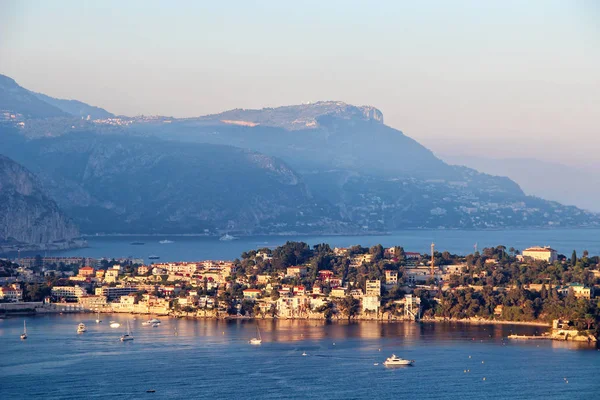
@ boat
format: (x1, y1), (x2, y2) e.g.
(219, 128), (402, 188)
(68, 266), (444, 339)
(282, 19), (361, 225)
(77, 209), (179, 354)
(96, 311), (102, 323)
(151, 322), (160, 328)
(219, 234), (238, 241)
(110, 321), (121, 328)
(148, 318), (161, 324)
(383, 354), (414, 367)
(159, 239), (174, 244)
(20, 320), (27, 340)
(77, 323), (87, 334)
(249, 324), (262, 345)
(302, 351), (307, 356)
(148, 255), (160, 260)
(120, 320), (134, 342)
(142, 321), (151, 326)
(130, 241), (145, 245)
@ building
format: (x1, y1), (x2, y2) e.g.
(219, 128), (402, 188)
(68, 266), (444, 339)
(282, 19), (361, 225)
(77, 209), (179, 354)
(78, 295), (108, 309)
(330, 287), (347, 298)
(362, 296), (380, 313)
(243, 289), (262, 300)
(104, 269), (119, 283)
(0, 284), (23, 302)
(137, 265), (150, 275)
(51, 285), (87, 301)
(78, 266), (95, 277)
(94, 286), (138, 300)
(569, 283), (592, 299)
(385, 270), (398, 285)
(365, 280), (381, 296)
(405, 252), (421, 260)
(286, 266), (307, 278)
(522, 246), (558, 263)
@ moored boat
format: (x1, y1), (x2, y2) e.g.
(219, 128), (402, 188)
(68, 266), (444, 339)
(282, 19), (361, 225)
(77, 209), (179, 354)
(20, 320), (27, 340)
(120, 320), (134, 342)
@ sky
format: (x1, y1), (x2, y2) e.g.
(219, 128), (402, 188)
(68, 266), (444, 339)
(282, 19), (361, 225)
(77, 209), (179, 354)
(0, 0), (598, 163)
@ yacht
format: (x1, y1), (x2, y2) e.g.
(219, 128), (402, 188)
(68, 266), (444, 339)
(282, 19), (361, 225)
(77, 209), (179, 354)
(159, 239), (174, 244)
(120, 320), (134, 342)
(95, 311), (102, 323)
(149, 318), (161, 324)
(249, 325), (262, 345)
(20, 320), (27, 340)
(77, 323), (87, 334)
(219, 234), (238, 241)
(109, 321), (121, 328)
(383, 354), (414, 367)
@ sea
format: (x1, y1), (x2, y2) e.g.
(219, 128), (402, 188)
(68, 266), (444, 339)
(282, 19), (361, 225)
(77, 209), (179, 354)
(0, 315), (598, 399)
(27, 228), (600, 263)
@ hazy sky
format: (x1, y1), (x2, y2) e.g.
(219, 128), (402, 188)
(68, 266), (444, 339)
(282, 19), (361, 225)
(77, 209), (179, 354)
(1, 0), (598, 163)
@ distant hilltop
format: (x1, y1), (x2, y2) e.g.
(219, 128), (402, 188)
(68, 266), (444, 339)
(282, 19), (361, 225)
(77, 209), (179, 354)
(194, 101), (384, 130)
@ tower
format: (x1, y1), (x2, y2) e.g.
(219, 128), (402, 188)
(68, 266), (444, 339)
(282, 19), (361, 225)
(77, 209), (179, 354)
(430, 242), (435, 278)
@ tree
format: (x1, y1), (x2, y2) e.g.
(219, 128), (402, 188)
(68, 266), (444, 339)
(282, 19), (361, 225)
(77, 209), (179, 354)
(571, 250), (577, 267)
(337, 296), (360, 320)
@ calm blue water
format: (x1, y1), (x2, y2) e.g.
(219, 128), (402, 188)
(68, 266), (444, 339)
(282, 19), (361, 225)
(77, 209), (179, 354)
(33, 228), (600, 262)
(0, 315), (597, 399)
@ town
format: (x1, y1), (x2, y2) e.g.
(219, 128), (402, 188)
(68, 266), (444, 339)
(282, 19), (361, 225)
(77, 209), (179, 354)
(1, 242), (599, 341)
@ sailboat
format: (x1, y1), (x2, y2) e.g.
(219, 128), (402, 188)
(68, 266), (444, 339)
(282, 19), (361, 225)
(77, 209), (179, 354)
(96, 311), (102, 323)
(249, 324), (262, 345)
(20, 320), (27, 340)
(120, 320), (134, 342)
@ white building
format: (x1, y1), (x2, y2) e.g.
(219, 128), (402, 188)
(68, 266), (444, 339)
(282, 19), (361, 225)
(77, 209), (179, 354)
(51, 285), (87, 301)
(522, 246), (558, 263)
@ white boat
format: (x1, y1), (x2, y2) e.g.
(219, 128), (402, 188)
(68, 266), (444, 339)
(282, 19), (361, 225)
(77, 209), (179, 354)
(151, 322), (160, 328)
(110, 321), (121, 329)
(159, 239), (174, 244)
(302, 351), (307, 356)
(120, 320), (134, 342)
(148, 318), (161, 324)
(142, 321), (151, 326)
(219, 234), (238, 241)
(249, 324), (262, 345)
(383, 354), (414, 366)
(96, 311), (102, 323)
(20, 320), (27, 340)
(77, 323), (87, 334)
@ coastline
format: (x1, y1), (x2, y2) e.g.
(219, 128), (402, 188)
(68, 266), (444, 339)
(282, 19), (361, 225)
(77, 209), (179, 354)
(421, 317), (551, 328)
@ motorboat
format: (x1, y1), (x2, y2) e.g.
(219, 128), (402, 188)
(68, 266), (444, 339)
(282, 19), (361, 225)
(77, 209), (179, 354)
(159, 239), (174, 244)
(151, 322), (160, 328)
(77, 323), (87, 334)
(148, 318), (161, 324)
(20, 320), (27, 340)
(120, 320), (134, 342)
(383, 354), (414, 366)
(302, 352), (307, 356)
(110, 321), (121, 328)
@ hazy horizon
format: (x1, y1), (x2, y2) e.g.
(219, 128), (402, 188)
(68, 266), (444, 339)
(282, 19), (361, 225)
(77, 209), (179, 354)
(1, 0), (598, 163)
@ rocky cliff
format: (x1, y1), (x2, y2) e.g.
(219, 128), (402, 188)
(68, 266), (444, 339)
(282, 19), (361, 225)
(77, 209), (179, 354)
(0, 154), (79, 245)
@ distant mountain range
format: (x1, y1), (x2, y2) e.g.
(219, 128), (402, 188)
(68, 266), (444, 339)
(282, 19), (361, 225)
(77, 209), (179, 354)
(442, 155), (600, 213)
(0, 73), (598, 241)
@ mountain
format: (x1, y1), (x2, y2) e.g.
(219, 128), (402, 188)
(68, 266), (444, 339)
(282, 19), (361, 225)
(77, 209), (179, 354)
(31, 91), (114, 119)
(0, 74), (67, 118)
(0, 126), (344, 235)
(0, 154), (79, 249)
(1, 73), (597, 232)
(0, 73), (112, 120)
(441, 155), (600, 213)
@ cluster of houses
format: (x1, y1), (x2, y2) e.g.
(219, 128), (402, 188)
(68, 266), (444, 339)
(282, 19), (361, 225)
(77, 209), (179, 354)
(1, 245), (597, 320)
